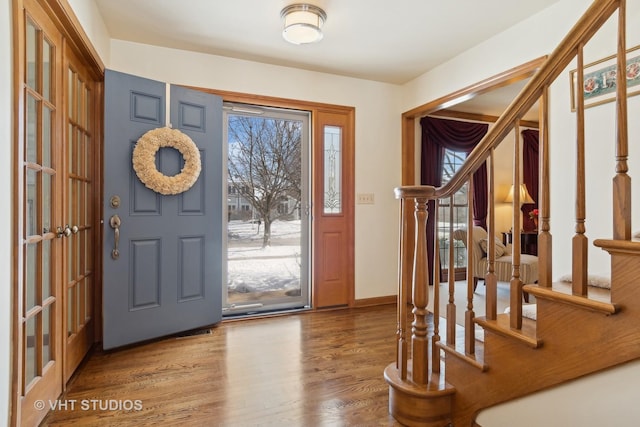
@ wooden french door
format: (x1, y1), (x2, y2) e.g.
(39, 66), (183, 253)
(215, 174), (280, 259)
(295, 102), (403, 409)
(15, 2), (64, 426)
(14, 0), (100, 425)
(62, 43), (97, 382)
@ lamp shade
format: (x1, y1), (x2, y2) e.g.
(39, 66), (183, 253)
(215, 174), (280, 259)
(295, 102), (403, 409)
(281, 4), (327, 45)
(504, 184), (534, 204)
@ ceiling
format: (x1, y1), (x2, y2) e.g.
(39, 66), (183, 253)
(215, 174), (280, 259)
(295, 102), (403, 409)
(93, 0), (559, 85)
(92, 0), (556, 119)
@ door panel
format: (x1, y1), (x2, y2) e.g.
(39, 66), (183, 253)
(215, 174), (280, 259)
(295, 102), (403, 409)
(103, 70), (222, 350)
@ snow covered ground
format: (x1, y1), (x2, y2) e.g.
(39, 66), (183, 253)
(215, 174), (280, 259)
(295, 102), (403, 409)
(227, 220), (302, 294)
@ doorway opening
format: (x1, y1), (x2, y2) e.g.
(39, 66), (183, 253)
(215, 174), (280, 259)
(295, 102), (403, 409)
(222, 103), (311, 316)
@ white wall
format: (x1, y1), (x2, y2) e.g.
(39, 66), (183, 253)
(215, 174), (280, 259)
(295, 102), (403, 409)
(107, 40), (403, 301)
(0, 0), (12, 424)
(66, 0), (111, 64)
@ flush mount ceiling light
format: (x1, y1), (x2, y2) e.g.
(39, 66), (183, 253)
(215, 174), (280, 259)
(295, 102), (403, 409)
(281, 3), (327, 45)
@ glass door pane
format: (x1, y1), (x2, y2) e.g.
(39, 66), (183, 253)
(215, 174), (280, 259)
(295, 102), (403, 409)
(223, 104), (310, 316)
(323, 126), (342, 214)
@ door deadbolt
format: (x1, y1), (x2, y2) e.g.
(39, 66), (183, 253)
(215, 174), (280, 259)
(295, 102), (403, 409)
(110, 195), (121, 209)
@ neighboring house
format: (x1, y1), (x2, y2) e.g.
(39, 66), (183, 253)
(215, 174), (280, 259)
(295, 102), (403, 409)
(227, 184), (254, 220)
(227, 183), (300, 221)
(1, 0), (639, 425)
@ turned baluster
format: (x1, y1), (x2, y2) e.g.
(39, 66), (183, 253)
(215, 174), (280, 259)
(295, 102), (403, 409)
(510, 122), (523, 329)
(465, 178), (476, 354)
(485, 149), (498, 320)
(573, 44), (589, 296)
(396, 197), (408, 380)
(538, 85), (553, 288)
(614, 0), (631, 241)
(432, 200), (441, 374)
(446, 194), (457, 346)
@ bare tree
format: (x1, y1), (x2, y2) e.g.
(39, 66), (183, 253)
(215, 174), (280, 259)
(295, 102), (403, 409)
(228, 115), (302, 247)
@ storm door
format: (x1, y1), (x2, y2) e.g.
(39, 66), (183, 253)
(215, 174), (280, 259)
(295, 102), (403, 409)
(223, 104), (311, 315)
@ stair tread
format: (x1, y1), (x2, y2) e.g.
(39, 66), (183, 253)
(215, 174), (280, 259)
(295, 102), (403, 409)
(524, 282), (619, 315)
(594, 238), (640, 253)
(549, 280), (611, 302)
(432, 315), (487, 370)
(475, 313), (540, 348)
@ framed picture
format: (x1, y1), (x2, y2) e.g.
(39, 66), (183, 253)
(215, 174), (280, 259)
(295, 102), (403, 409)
(570, 44), (640, 111)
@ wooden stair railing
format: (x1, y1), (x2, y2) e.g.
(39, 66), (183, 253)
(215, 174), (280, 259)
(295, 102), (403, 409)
(385, 0), (635, 426)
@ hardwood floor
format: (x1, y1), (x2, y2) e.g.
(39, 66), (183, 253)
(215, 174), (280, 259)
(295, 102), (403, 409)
(42, 305), (403, 426)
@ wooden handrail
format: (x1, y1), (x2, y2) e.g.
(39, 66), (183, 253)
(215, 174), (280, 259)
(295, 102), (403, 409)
(434, 0), (620, 200)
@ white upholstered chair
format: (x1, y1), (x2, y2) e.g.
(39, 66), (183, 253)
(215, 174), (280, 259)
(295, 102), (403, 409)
(452, 226), (538, 301)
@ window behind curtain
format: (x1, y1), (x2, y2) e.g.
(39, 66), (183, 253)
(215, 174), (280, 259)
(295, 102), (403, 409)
(438, 149), (468, 279)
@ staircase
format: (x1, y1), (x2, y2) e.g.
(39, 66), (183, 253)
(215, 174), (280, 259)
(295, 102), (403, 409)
(384, 0), (640, 425)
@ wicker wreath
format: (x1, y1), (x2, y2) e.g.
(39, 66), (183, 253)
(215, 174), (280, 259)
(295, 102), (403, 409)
(132, 127), (201, 195)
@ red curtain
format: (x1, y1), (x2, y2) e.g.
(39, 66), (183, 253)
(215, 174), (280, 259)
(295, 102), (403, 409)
(522, 129), (539, 231)
(420, 117), (489, 285)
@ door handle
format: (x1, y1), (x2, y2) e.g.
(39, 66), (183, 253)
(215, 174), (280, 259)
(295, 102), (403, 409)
(56, 225), (72, 238)
(109, 214), (121, 260)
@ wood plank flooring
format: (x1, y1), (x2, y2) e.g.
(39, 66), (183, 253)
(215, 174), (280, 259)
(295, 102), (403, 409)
(42, 305), (403, 426)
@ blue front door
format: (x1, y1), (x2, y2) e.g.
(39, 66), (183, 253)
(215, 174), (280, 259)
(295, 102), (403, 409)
(103, 70), (222, 349)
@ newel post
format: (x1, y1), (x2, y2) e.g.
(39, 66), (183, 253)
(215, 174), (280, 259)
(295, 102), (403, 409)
(411, 195), (430, 384)
(385, 186), (454, 427)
